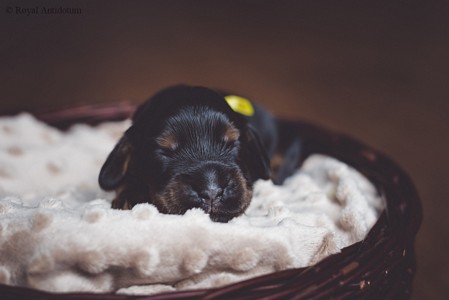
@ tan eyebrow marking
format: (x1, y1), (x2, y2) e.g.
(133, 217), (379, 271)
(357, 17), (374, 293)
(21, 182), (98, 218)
(156, 132), (178, 151)
(223, 124), (240, 143)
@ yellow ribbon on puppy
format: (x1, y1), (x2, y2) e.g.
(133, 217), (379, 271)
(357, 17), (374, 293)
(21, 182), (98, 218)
(224, 95), (254, 117)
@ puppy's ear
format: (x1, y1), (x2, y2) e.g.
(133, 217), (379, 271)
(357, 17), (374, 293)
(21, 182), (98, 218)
(98, 136), (133, 190)
(242, 125), (271, 181)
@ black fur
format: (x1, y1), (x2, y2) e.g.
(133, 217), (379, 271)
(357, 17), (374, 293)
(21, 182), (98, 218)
(99, 85), (300, 222)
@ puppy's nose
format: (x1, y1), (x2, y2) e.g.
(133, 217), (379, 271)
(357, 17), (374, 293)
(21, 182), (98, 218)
(198, 187), (224, 204)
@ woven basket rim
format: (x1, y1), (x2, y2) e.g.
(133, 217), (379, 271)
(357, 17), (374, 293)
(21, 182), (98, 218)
(0, 103), (422, 300)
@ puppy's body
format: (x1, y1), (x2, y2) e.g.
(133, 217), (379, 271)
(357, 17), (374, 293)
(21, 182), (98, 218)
(99, 85), (300, 222)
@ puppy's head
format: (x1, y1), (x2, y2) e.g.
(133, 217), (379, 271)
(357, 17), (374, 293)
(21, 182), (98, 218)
(99, 85), (270, 222)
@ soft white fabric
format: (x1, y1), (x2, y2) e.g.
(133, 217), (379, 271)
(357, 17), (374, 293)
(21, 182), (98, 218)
(0, 114), (383, 294)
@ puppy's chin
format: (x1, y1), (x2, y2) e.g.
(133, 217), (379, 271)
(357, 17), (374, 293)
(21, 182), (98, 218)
(209, 209), (249, 223)
(150, 173), (253, 223)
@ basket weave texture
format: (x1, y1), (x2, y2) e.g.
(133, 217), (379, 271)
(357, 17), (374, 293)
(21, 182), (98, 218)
(0, 104), (422, 300)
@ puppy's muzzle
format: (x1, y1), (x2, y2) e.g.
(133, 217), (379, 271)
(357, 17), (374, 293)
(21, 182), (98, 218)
(181, 162), (233, 212)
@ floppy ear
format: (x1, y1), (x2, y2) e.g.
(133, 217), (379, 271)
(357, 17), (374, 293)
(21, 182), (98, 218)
(242, 125), (271, 181)
(98, 136), (133, 190)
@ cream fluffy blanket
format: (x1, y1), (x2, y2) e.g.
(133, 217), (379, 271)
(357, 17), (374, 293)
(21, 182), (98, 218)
(0, 114), (383, 295)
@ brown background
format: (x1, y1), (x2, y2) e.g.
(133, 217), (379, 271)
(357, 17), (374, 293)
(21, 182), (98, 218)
(1, 1), (448, 299)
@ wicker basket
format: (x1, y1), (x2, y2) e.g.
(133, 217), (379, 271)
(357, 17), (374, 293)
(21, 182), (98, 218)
(0, 103), (422, 300)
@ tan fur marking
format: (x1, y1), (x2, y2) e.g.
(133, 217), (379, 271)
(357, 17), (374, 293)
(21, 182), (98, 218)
(123, 200), (132, 210)
(270, 153), (283, 172)
(223, 125), (240, 143)
(112, 186), (127, 209)
(111, 198), (122, 209)
(112, 185), (135, 210)
(270, 153), (285, 183)
(122, 154), (131, 176)
(156, 133), (178, 151)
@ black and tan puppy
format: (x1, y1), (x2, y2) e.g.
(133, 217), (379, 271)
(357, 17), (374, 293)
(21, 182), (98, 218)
(99, 85), (300, 222)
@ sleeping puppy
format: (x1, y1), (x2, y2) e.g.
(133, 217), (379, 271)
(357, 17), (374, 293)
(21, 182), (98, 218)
(99, 85), (301, 222)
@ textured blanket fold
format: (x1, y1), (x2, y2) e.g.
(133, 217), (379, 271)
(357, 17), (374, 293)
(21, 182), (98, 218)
(0, 114), (382, 294)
